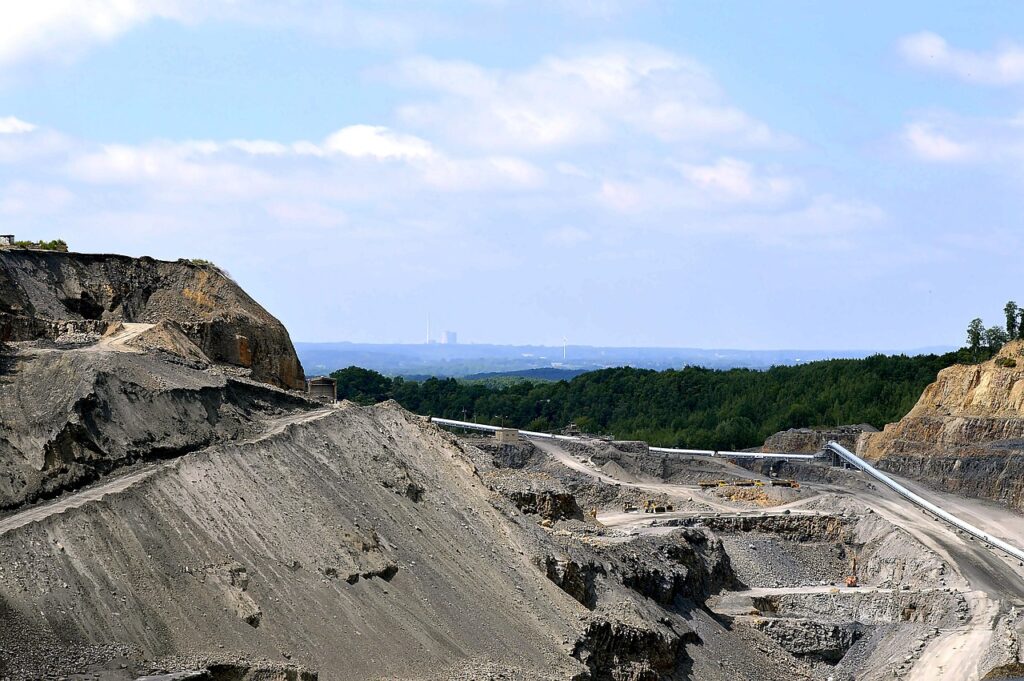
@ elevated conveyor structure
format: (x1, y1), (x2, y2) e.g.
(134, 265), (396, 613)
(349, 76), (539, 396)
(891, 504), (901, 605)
(429, 417), (1024, 566)
(428, 417), (816, 460)
(825, 441), (1024, 564)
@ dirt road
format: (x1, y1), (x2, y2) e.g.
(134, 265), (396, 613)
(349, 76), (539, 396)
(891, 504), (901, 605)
(532, 438), (780, 514)
(98, 322), (154, 351)
(0, 406), (334, 538)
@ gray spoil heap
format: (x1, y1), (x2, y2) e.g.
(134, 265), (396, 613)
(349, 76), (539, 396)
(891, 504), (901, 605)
(0, 249), (305, 390)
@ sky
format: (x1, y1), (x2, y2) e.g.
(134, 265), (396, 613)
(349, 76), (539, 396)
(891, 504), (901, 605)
(1, 1), (1022, 349)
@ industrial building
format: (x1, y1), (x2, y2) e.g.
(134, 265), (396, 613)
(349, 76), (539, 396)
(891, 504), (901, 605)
(306, 376), (337, 404)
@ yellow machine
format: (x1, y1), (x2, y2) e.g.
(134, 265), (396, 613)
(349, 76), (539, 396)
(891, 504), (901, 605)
(770, 479), (801, 489)
(642, 499), (674, 513)
(702, 478), (767, 488)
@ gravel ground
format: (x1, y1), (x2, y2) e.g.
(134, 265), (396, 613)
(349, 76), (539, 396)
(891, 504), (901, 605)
(720, 535), (849, 588)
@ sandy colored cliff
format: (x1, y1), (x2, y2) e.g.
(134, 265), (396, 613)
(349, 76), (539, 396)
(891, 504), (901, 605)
(860, 340), (1024, 509)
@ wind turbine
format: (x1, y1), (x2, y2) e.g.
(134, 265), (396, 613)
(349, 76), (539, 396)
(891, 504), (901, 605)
(563, 337), (567, 361)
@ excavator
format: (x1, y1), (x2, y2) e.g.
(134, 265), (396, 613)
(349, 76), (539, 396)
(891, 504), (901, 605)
(770, 479), (801, 489)
(845, 555), (859, 587)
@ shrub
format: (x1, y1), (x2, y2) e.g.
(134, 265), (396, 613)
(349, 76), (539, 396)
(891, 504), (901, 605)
(14, 239), (68, 252)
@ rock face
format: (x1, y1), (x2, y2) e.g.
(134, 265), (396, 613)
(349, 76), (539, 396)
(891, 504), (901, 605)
(485, 469), (585, 521)
(859, 341), (1024, 510)
(0, 346), (311, 510)
(751, 619), (862, 664)
(762, 425), (877, 454)
(752, 589), (969, 627)
(0, 250), (304, 389)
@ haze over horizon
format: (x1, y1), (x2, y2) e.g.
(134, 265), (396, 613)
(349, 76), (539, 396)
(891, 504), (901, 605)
(1, 2), (1021, 350)
(295, 338), (958, 354)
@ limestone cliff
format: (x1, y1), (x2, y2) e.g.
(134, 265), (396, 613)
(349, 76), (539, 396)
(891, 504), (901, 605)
(859, 341), (1024, 510)
(0, 249), (304, 389)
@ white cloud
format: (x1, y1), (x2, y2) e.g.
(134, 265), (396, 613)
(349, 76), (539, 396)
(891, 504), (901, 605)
(903, 122), (974, 162)
(593, 169), (882, 245)
(899, 31), (1024, 86)
(0, 130), (71, 164)
(0, 116), (37, 134)
(745, 195), (886, 250)
(0, 181), (73, 215)
(0, 1), (441, 73)
(597, 180), (645, 212)
(67, 142), (277, 201)
(389, 44), (789, 152)
(898, 111), (1024, 168)
(596, 157), (799, 214)
(324, 125), (437, 161)
(63, 124), (542, 202)
(678, 157), (797, 203)
(221, 139), (291, 156)
(420, 155), (544, 190)
(0, 1), (196, 69)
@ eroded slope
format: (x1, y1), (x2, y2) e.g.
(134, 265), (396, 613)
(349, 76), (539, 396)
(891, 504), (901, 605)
(0, 403), (585, 679)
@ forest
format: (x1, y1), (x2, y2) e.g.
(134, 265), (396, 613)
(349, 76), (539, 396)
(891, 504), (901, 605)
(330, 349), (975, 450)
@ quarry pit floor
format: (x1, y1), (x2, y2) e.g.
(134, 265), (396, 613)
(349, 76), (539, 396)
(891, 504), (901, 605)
(531, 437), (1024, 681)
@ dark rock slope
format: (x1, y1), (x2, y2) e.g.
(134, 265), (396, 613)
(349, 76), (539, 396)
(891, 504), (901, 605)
(0, 400), (809, 681)
(0, 249), (304, 389)
(0, 346), (311, 510)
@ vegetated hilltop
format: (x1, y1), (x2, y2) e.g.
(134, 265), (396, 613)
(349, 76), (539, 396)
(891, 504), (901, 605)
(330, 352), (964, 450)
(860, 340), (1024, 511)
(0, 248), (304, 389)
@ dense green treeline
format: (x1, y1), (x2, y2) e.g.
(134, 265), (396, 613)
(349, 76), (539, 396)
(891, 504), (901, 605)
(331, 350), (974, 450)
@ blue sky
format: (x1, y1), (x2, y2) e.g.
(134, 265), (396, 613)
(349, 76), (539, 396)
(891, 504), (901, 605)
(1, 1), (1023, 349)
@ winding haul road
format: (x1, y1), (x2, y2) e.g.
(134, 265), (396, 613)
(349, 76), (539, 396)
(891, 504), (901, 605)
(434, 417), (1024, 574)
(475, 428), (1024, 681)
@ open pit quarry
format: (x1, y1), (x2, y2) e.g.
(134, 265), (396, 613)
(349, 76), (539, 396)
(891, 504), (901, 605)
(1, 249), (1024, 680)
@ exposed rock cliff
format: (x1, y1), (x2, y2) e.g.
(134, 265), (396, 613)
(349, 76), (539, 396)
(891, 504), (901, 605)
(859, 341), (1024, 510)
(0, 250), (304, 389)
(762, 425), (877, 454)
(0, 346), (311, 509)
